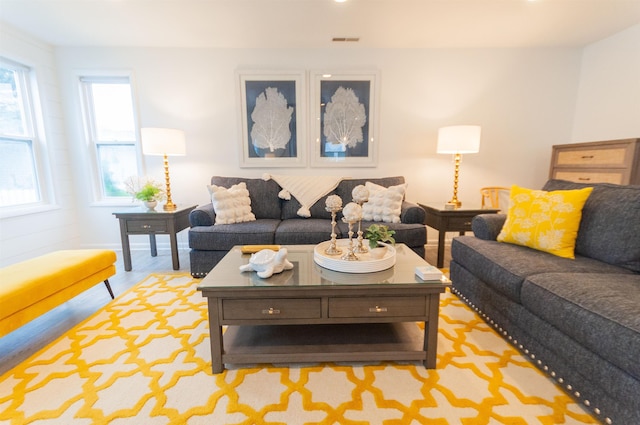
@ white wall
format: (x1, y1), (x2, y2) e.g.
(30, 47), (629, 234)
(3, 23), (595, 264)
(572, 24), (640, 141)
(0, 25), (80, 267)
(54, 46), (582, 251)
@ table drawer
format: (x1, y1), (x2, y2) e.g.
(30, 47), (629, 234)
(222, 298), (321, 320)
(556, 147), (628, 166)
(553, 170), (625, 185)
(329, 296), (427, 318)
(446, 216), (474, 230)
(126, 220), (168, 233)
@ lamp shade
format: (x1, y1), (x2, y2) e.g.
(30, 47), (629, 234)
(141, 128), (186, 156)
(436, 125), (481, 154)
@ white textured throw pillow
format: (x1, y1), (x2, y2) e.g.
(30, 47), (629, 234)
(362, 182), (407, 223)
(207, 182), (256, 225)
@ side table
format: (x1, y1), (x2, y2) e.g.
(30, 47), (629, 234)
(418, 202), (500, 268)
(113, 205), (197, 271)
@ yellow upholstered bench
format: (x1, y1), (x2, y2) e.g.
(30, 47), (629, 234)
(0, 249), (117, 337)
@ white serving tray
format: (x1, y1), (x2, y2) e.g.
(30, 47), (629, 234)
(313, 239), (396, 273)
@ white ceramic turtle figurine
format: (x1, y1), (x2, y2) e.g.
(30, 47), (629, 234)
(239, 248), (294, 278)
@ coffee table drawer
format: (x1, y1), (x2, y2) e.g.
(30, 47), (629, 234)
(222, 298), (321, 320)
(329, 296), (427, 318)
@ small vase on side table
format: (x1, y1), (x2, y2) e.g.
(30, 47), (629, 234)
(143, 200), (158, 211)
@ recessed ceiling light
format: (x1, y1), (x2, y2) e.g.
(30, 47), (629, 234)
(334, 0), (347, 3)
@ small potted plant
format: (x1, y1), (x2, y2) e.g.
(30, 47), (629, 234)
(125, 177), (165, 211)
(365, 224), (396, 258)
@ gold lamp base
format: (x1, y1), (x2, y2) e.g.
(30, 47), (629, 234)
(163, 202), (177, 212)
(448, 153), (463, 208)
(162, 154), (177, 211)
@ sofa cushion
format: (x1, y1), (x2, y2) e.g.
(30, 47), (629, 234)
(281, 193), (334, 220)
(451, 235), (635, 303)
(264, 174), (343, 218)
(497, 185), (593, 259)
(208, 182), (256, 224)
(188, 219), (280, 250)
(542, 180), (640, 272)
(336, 177), (406, 206)
(362, 181), (407, 223)
(275, 219), (338, 245)
(211, 176), (282, 219)
(521, 272), (640, 380)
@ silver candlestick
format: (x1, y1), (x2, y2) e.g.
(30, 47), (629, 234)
(353, 202), (368, 254)
(351, 185), (370, 254)
(340, 218), (359, 261)
(325, 206), (342, 255)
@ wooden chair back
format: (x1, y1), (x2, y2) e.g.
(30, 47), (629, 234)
(480, 186), (510, 211)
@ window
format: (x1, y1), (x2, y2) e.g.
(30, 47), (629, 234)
(79, 76), (140, 200)
(0, 59), (42, 207)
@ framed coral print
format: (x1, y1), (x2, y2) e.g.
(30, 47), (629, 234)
(238, 70), (306, 167)
(310, 70), (379, 167)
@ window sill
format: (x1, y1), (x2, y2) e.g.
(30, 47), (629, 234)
(0, 203), (61, 219)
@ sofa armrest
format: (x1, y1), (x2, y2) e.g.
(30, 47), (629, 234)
(472, 214), (507, 240)
(189, 203), (216, 227)
(400, 201), (426, 224)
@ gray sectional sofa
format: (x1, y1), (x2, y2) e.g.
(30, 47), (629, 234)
(450, 179), (640, 425)
(188, 176), (427, 277)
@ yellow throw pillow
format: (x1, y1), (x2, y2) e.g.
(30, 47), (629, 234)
(497, 185), (593, 259)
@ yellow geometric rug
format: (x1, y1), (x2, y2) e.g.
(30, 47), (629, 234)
(0, 274), (599, 425)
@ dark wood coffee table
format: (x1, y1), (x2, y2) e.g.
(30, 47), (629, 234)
(198, 244), (450, 374)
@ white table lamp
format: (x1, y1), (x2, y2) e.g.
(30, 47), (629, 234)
(437, 125), (481, 208)
(141, 127), (186, 211)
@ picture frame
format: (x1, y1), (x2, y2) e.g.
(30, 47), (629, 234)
(309, 70), (379, 167)
(238, 70), (306, 168)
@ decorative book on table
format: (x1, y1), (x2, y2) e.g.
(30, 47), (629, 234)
(415, 265), (444, 281)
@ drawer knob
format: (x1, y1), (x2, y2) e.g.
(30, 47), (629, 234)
(369, 306), (388, 313)
(581, 155), (595, 159)
(262, 308), (281, 315)
(578, 177), (591, 181)
(142, 224), (151, 229)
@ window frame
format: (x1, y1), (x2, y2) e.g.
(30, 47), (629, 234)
(0, 57), (54, 217)
(78, 74), (144, 204)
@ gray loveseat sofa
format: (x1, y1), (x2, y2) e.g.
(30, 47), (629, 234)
(450, 179), (640, 425)
(189, 176), (426, 277)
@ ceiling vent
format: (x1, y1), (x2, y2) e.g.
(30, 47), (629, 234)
(332, 37), (360, 42)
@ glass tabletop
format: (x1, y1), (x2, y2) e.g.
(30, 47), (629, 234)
(198, 244), (450, 289)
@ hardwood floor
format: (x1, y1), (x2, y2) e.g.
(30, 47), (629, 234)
(1, 243), (450, 376)
(425, 243), (452, 270)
